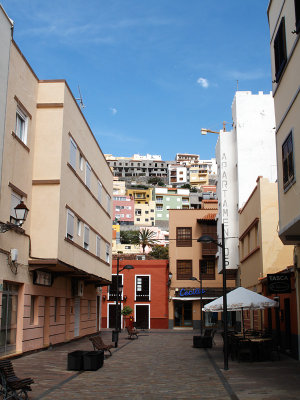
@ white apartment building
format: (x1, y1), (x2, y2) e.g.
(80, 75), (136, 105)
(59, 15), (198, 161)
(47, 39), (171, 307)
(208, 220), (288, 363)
(215, 91), (277, 273)
(168, 164), (188, 186)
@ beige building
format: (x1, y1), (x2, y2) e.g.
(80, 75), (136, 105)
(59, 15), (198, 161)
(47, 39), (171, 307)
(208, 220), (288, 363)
(134, 201), (156, 226)
(268, 0), (300, 357)
(0, 14), (112, 357)
(168, 207), (236, 330)
(239, 177), (293, 290)
(238, 177), (298, 356)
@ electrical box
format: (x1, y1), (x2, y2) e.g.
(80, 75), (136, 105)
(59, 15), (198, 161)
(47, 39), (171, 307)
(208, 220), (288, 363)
(10, 249), (18, 262)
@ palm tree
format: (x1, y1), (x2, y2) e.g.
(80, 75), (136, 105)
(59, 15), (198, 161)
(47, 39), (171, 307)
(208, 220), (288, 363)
(138, 228), (158, 253)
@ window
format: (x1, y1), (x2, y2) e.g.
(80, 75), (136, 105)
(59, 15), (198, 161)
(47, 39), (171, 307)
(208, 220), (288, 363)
(177, 260), (192, 280)
(126, 214), (131, 218)
(136, 276), (150, 301)
(135, 209), (142, 216)
(176, 227), (192, 247)
(79, 153), (84, 171)
(77, 219), (82, 236)
(107, 195), (111, 214)
(109, 275), (122, 300)
(97, 181), (102, 203)
(84, 225), (90, 250)
(282, 132), (295, 190)
(10, 191), (22, 223)
(200, 258), (215, 280)
(274, 17), (287, 82)
(156, 204), (163, 211)
(66, 210), (74, 240)
(295, 0), (300, 33)
(69, 138), (77, 169)
(96, 235), (101, 258)
(125, 245), (131, 249)
(136, 218), (140, 221)
(85, 162), (91, 188)
(106, 243), (110, 263)
(15, 107), (28, 144)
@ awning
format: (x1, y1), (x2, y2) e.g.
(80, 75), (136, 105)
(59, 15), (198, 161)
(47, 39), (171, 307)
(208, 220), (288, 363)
(28, 258), (111, 286)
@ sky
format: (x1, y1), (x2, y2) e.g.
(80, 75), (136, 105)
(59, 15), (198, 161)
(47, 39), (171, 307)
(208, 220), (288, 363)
(1, 0), (272, 161)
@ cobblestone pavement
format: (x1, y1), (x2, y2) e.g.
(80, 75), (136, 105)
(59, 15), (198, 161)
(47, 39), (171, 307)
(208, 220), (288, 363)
(9, 330), (300, 400)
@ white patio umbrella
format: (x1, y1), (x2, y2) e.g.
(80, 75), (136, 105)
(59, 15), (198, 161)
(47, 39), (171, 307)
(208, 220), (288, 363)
(203, 287), (278, 333)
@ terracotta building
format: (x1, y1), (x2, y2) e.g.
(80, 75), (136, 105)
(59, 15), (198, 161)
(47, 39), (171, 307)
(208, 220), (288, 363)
(101, 258), (169, 330)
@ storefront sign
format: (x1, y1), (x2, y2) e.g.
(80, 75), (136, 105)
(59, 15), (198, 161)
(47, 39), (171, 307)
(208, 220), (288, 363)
(179, 288), (206, 297)
(33, 270), (53, 286)
(267, 273), (291, 294)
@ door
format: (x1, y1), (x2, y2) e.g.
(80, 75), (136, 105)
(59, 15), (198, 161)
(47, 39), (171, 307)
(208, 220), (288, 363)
(96, 295), (101, 331)
(74, 297), (80, 337)
(174, 301), (192, 327)
(135, 305), (149, 329)
(284, 298), (291, 350)
(43, 297), (50, 346)
(0, 283), (19, 356)
(108, 304), (121, 329)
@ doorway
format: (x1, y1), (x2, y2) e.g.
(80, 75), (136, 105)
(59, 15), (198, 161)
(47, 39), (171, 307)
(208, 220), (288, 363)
(135, 305), (149, 329)
(74, 297), (80, 337)
(174, 301), (192, 327)
(0, 283), (19, 356)
(108, 304), (121, 329)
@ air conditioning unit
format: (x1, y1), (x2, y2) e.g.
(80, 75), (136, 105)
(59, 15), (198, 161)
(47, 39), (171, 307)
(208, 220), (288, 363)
(77, 280), (84, 297)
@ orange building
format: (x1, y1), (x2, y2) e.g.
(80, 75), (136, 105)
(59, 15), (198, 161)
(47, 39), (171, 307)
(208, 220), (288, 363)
(101, 259), (169, 330)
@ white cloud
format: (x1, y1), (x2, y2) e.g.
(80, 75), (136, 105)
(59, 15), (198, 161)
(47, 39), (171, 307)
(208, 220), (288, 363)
(110, 107), (118, 115)
(197, 77), (209, 88)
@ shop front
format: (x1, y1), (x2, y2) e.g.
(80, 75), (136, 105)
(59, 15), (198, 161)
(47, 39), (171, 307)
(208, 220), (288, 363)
(170, 287), (225, 330)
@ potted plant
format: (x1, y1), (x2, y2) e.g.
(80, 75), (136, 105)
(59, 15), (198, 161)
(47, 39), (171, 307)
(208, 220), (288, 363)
(121, 305), (133, 328)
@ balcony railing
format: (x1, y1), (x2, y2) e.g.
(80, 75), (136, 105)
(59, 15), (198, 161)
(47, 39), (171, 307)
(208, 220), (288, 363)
(136, 290), (150, 301)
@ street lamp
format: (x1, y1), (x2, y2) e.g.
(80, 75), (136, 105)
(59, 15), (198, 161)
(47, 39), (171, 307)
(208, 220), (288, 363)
(198, 223), (228, 370)
(0, 201), (29, 233)
(113, 258), (134, 348)
(190, 276), (203, 335)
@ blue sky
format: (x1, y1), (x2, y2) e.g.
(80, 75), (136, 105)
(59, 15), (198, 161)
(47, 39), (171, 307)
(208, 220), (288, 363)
(1, 0), (271, 161)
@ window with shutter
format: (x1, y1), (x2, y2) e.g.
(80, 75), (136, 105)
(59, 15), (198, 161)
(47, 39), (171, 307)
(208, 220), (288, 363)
(66, 210), (74, 240)
(15, 107), (28, 144)
(176, 227), (192, 247)
(274, 17), (287, 82)
(106, 243), (110, 263)
(84, 225), (89, 249)
(136, 276), (150, 301)
(200, 257), (215, 280)
(69, 138), (77, 169)
(282, 132), (295, 190)
(177, 260), (192, 280)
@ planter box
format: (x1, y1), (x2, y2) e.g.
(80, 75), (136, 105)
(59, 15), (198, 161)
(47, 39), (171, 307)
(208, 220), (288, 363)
(83, 351), (104, 371)
(193, 335), (212, 348)
(67, 351), (88, 371)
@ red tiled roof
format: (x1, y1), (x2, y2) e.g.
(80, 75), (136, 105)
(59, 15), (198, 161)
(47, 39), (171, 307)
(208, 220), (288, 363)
(198, 213), (217, 221)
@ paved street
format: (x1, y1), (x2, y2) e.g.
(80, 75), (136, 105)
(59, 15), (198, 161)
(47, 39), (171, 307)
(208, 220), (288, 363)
(10, 330), (300, 400)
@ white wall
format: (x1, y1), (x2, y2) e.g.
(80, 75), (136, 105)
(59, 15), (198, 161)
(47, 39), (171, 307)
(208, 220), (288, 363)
(216, 131), (239, 273)
(232, 91), (277, 208)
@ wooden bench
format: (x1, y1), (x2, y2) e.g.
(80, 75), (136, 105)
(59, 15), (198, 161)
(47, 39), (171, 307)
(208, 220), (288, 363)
(0, 359), (34, 400)
(126, 326), (139, 339)
(89, 335), (114, 356)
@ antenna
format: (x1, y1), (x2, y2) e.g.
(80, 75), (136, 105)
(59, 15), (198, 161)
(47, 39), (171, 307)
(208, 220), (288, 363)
(236, 80), (239, 91)
(76, 85), (86, 110)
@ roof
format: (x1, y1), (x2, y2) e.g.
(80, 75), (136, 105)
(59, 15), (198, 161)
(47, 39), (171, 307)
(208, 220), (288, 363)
(197, 213), (217, 222)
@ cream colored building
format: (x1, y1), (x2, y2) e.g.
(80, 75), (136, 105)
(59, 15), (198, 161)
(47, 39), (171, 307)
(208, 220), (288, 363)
(268, 0), (300, 357)
(134, 201), (156, 226)
(239, 177), (293, 290)
(0, 13), (112, 357)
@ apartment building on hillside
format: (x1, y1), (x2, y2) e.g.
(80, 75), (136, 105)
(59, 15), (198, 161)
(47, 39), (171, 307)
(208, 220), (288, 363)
(154, 187), (190, 225)
(0, 7), (112, 357)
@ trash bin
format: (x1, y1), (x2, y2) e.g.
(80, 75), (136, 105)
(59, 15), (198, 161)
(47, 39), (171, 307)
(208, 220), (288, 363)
(67, 350), (88, 370)
(83, 351), (104, 371)
(193, 335), (212, 348)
